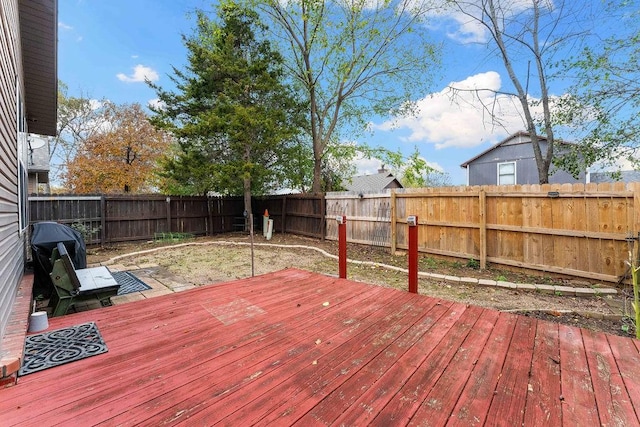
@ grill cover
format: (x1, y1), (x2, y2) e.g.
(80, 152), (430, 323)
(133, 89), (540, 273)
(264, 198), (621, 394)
(31, 222), (87, 297)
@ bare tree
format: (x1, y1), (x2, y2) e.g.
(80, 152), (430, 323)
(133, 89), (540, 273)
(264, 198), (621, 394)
(448, 0), (589, 183)
(53, 82), (106, 184)
(257, 0), (441, 192)
(558, 1), (640, 177)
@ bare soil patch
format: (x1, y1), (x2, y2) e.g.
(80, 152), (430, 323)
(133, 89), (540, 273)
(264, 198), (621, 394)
(87, 233), (636, 338)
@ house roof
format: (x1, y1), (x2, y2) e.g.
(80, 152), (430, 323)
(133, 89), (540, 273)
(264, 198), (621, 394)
(19, 0), (58, 136)
(459, 131), (579, 169)
(459, 131), (544, 168)
(344, 170), (402, 192)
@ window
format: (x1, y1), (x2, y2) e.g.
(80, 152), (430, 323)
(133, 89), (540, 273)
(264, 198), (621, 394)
(498, 162), (516, 185)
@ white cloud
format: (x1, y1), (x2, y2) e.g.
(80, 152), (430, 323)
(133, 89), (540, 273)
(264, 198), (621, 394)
(423, 158), (444, 172)
(131, 54), (139, 59)
(88, 99), (103, 110)
(372, 71), (529, 149)
(58, 22), (73, 30)
(116, 64), (159, 83)
(353, 156), (383, 175)
(147, 98), (165, 111)
(352, 154), (444, 176)
(428, 0), (547, 44)
(441, 12), (487, 44)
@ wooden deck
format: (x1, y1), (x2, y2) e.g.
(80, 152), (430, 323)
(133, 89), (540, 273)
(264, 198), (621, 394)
(2, 268), (639, 426)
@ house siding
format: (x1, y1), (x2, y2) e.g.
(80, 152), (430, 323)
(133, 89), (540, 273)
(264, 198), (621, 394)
(0, 0), (26, 348)
(467, 139), (583, 185)
(27, 137), (50, 194)
(591, 170), (640, 184)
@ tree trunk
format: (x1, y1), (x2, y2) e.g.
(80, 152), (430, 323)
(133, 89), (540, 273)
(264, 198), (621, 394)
(312, 156), (322, 193)
(486, 0), (551, 184)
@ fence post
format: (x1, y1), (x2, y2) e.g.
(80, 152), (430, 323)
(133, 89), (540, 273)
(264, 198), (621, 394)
(338, 215), (347, 279)
(281, 195), (287, 235)
(390, 190), (397, 254)
(321, 194), (326, 240)
(100, 195), (106, 245)
(166, 197), (172, 233)
(408, 215), (418, 293)
(479, 188), (487, 270)
(206, 197), (212, 236)
(634, 182), (640, 234)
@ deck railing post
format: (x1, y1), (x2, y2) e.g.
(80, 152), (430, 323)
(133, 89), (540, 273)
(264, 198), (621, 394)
(338, 215), (347, 279)
(408, 215), (418, 293)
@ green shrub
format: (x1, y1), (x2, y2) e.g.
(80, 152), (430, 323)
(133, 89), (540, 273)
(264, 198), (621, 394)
(71, 222), (101, 242)
(466, 258), (480, 269)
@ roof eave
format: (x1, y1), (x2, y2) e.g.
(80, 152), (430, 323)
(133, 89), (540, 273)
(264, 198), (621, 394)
(20, 0), (58, 136)
(460, 131), (545, 168)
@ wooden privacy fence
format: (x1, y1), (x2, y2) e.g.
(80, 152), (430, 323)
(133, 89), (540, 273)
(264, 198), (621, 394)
(253, 193), (325, 239)
(30, 184), (640, 283)
(28, 193), (325, 244)
(327, 183), (640, 283)
(325, 192), (392, 247)
(29, 195), (244, 245)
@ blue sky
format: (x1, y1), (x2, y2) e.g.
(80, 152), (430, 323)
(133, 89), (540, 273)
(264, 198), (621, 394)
(57, 0), (612, 186)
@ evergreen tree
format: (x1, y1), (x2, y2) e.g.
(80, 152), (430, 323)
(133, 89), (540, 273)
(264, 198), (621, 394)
(150, 1), (303, 218)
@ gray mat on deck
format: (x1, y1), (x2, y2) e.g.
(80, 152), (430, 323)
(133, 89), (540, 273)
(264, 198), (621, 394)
(19, 322), (108, 376)
(113, 271), (152, 295)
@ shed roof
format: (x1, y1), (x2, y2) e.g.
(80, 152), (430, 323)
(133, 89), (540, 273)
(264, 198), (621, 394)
(344, 171), (402, 192)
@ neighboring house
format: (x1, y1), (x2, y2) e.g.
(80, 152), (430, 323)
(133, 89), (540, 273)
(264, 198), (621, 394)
(0, 0), (57, 348)
(27, 134), (51, 194)
(344, 167), (403, 193)
(460, 131), (584, 186)
(590, 170), (640, 184)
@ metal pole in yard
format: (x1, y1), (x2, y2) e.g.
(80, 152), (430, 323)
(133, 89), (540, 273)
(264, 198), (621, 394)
(338, 215), (347, 279)
(250, 213), (255, 277)
(408, 215), (418, 293)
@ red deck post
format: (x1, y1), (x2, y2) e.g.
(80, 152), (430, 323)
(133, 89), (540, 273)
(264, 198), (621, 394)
(338, 215), (347, 279)
(408, 215), (418, 293)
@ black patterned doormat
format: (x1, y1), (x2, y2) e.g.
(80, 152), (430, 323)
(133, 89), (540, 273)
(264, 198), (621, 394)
(19, 322), (108, 376)
(113, 271), (152, 295)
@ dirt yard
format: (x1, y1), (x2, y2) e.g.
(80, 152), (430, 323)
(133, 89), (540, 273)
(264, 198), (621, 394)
(87, 233), (637, 338)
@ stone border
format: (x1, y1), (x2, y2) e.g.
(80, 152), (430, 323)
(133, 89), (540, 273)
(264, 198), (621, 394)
(95, 240), (617, 298)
